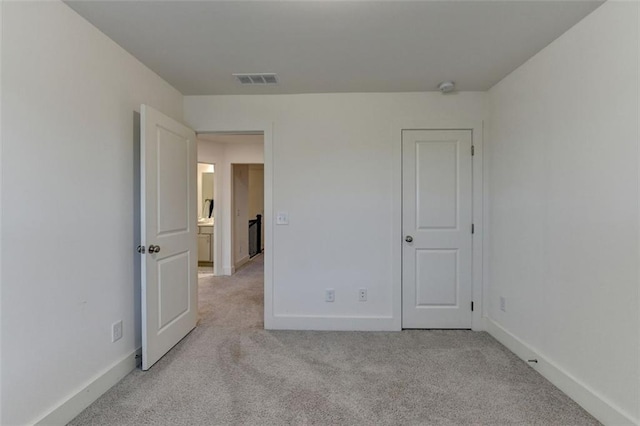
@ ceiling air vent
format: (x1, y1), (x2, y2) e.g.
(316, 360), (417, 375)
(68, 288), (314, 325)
(233, 73), (278, 85)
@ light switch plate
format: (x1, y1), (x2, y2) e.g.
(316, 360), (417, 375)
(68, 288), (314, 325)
(276, 212), (289, 225)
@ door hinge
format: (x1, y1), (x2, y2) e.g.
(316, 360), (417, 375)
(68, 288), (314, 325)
(471, 145), (475, 156)
(471, 224), (475, 234)
(471, 301), (474, 312)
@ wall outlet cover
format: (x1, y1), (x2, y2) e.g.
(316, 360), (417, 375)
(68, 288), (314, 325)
(325, 288), (335, 302)
(112, 320), (123, 342)
(358, 288), (367, 302)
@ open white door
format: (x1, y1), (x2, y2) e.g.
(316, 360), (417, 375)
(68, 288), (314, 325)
(140, 105), (197, 370)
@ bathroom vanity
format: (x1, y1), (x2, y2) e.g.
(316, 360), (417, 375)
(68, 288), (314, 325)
(198, 221), (214, 264)
(197, 162), (215, 265)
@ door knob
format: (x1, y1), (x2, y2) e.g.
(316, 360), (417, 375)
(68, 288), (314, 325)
(405, 236), (413, 243)
(148, 245), (161, 253)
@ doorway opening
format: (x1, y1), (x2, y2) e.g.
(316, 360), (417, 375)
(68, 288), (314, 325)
(232, 163), (264, 270)
(139, 106), (271, 369)
(195, 132), (266, 325)
(197, 162), (215, 273)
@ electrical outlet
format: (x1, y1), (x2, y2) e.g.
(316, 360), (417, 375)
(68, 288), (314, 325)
(358, 288), (367, 302)
(276, 212), (289, 225)
(500, 297), (506, 312)
(112, 320), (123, 342)
(325, 289), (335, 302)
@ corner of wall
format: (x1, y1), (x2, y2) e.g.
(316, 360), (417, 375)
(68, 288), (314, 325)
(33, 348), (141, 426)
(484, 318), (638, 425)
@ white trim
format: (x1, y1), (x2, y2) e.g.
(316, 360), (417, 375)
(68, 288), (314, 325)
(263, 124), (274, 329)
(391, 125), (403, 331)
(392, 119), (485, 331)
(471, 123), (485, 331)
(270, 315), (397, 331)
(234, 254), (249, 269)
(0, 2), (4, 422)
(209, 157), (223, 276)
(230, 163), (236, 274)
(33, 348), (141, 426)
(485, 318), (638, 426)
(481, 120), (492, 328)
(637, 25), (640, 422)
(192, 122), (274, 329)
(206, 161), (221, 277)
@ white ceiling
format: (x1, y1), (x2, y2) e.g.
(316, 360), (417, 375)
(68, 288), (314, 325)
(66, 1), (602, 95)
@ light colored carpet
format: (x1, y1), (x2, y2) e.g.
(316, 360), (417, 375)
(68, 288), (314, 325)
(70, 255), (598, 425)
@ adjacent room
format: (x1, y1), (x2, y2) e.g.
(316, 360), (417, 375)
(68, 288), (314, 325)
(195, 133), (266, 346)
(1, 1), (638, 425)
(197, 133), (265, 277)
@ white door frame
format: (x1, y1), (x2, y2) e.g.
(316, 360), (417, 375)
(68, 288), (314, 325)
(196, 124), (274, 329)
(392, 120), (485, 331)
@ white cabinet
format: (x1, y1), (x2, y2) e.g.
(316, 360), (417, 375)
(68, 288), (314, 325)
(197, 234), (211, 262)
(197, 226), (214, 263)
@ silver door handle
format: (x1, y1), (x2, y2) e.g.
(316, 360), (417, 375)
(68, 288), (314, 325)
(405, 236), (413, 243)
(148, 245), (161, 253)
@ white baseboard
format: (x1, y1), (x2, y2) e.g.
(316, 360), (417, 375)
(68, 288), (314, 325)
(234, 255), (249, 270)
(34, 348), (141, 426)
(223, 266), (234, 275)
(484, 317), (637, 426)
(269, 315), (400, 331)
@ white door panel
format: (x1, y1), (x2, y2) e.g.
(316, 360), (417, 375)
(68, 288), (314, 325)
(416, 141), (458, 229)
(415, 249), (458, 306)
(402, 130), (472, 329)
(141, 105), (197, 370)
(156, 128), (189, 234)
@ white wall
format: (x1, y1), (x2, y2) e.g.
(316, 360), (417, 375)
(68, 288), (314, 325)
(248, 164), (265, 250)
(233, 164), (250, 266)
(197, 163), (214, 219)
(198, 137), (264, 275)
(487, 2), (639, 424)
(185, 92), (487, 329)
(1, 2), (183, 424)
(248, 164), (265, 220)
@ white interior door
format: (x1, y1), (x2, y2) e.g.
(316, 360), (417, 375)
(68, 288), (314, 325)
(402, 130), (473, 329)
(140, 104), (197, 370)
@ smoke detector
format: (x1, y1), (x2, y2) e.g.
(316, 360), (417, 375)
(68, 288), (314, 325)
(438, 81), (455, 93)
(233, 73), (278, 85)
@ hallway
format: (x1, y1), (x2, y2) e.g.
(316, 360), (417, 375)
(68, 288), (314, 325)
(70, 255), (596, 425)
